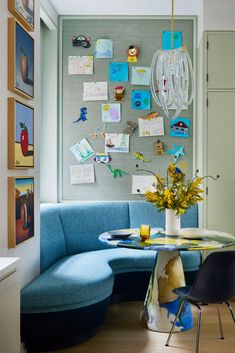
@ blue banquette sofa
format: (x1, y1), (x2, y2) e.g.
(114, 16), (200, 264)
(21, 201), (201, 352)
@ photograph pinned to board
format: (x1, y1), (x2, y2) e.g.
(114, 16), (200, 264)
(131, 66), (151, 85)
(70, 138), (95, 163)
(70, 164), (95, 184)
(169, 117), (190, 138)
(95, 39), (113, 58)
(68, 56), (93, 75)
(138, 116), (164, 137)
(102, 104), (121, 122)
(131, 175), (156, 194)
(162, 31), (182, 50)
(132, 90), (151, 110)
(83, 81), (108, 101)
(109, 62), (128, 82)
(8, 0), (34, 31)
(105, 133), (129, 153)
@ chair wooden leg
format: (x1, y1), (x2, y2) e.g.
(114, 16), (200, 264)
(225, 301), (235, 324)
(217, 304), (224, 339)
(165, 299), (186, 347)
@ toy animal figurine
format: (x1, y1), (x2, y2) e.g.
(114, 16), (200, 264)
(133, 152), (151, 162)
(107, 164), (128, 178)
(127, 45), (138, 63)
(123, 121), (138, 135)
(73, 107), (88, 123)
(114, 86), (125, 101)
(154, 139), (164, 156)
(72, 35), (91, 48)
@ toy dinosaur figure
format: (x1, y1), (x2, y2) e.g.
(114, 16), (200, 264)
(73, 107), (88, 123)
(107, 164), (128, 178)
(133, 152), (151, 162)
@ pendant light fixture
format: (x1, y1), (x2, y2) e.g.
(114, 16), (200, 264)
(150, 0), (194, 119)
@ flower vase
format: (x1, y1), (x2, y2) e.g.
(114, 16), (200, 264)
(165, 209), (180, 237)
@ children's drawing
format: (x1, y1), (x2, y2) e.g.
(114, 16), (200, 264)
(107, 164), (128, 178)
(83, 82), (108, 101)
(105, 133), (129, 153)
(132, 90), (151, 110)
(132, 175), (156, 194)
(68, 56), (93, 75)
(109, 62), (128, 82)
(94, 153), (111, 164)
(114, 86), (125, 101)
(102, 104), (121, 122)
(70, 164), (95, 184)
(167, 144), (185, 162)
(127, 45), (138, 63)
(95, 39), (113, 58)
(73, 107), (88, 123)
(70, 138), (95, 163)
(162, 31), (182, 50)
(170, 117), (190, 138)
(131, 66), (151, 85)
(138, 116), (164, 137)
(133, 152), (151, 163)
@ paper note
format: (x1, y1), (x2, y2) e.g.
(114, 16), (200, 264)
(70, 138), (95, 163)
(70, 164), (95, 184)
(83, 82), (108, 101)
(131, 66), (151, 85)
(102, 104), (121, 122)
(138, 116), (164, 137)
(132, 175), (156, 194)
(132, 90), (151, 110)
(170, 117), (190, 138)
(105, 133), (129, 153)
(95, 39), (113, 58)
(68, 56), (93, 75)
(109, 62), (129, 82)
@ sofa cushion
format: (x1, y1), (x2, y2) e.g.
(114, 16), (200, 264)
(40, 204), (67, 273)
(58, 202), (130, 254)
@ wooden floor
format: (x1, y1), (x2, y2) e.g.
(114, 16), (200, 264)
(46, 302), (235, 353)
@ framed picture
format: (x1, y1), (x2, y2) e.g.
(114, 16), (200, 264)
(8, 0), (34, 31)
(8, 177), (34, 248)
(8, 97), (34, 169)
(8, 18), (34, 100)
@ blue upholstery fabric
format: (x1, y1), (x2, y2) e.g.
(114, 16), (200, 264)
(58, 202), (130, 255)
(40, 204), (67, 272)
(128, 201), (198, 228)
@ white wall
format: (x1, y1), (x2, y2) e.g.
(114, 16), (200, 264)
(41, 0), (58, 28)
(204, 0), (235, 30)
(0, 1), (40, 288)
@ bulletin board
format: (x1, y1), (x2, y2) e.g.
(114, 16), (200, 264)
(59, 16), (196, 201)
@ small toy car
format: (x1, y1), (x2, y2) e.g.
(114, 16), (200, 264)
(72, 35), (91, 48)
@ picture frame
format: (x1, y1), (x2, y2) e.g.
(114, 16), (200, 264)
(8, 176), (34, 248)
(8, 0), (34, 32)
(8, 17), (34, 100)
(8, 97), (34, 169)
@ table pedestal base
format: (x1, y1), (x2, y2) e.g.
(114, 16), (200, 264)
(141, 250), (193, 332)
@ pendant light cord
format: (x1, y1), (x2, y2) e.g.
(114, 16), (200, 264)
(171, 0), (174, 49)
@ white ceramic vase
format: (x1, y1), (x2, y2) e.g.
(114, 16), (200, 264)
(165, 208), (181, 237)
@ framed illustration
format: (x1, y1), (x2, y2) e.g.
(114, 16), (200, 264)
(8, 97), (34, 169)
(8, 17), (34, 100)
(8, 176), (34, 248)
(8, 0), (34, 31)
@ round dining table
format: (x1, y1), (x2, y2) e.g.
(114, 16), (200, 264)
(99, 228), (235, 333)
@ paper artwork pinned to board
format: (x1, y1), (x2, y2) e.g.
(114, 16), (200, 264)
(109, 62), (129, 82)
(95, 39), (113, 58)
(132, 90), (151, 110)
(114, 86), (125, 101)
(105, 133), (129, 153)
(83, 82), (108, 101)
(167, 144), (185, 162)
(90, 123), (107, 139)
(170, 117), (190, 138)
(102, 104), (121, 122)
(107, 164), (128, 178)
(94, 153), (111, 164)
(72, 35), (91, 48)
(162, 31), (182, 50)
(70, 164), (95, 184)
(154, 139), (164, 156)
(68, 56), (93, 75)
(133, 152), (151, 163)
(138, 116), (164, 137)
(127, 45), (138, 63)
(132, 175), (156, 194)
(70, 138), (95, 163)
(73, 107), (88, 123)
(131, 66), (151, 86)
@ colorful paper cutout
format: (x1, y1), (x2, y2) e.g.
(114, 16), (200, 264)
(123, 121), (138, 135)
(95, 39), (113, 58)
(170, 117), (190, 138)
(114, 86), (125, 101)
(73, 107), (88, 123)
(107, 164), (128, 178)
(83, 82), (108, 101)
(70, 164), (95, 184)
(105, 133), (129, 153)
(90, 123), (107, 139)
(131, 66), (151, 85)
(72, 35), (91, 48)
(154, 139), (164, 156)
(109, 62), (128, 82)
(94, 153), (111, 164)
(68, 56), (93, 75)
(102, 104), (121, 122)
(132, 90), (151, 110)
(127, 45), (138, 63)
(70, 138), (95, 163)
(133, 152), (151, 162)
(162, 31), (182, 50)
(138, 116), (164, 137)
(167, 144), (185, 162)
